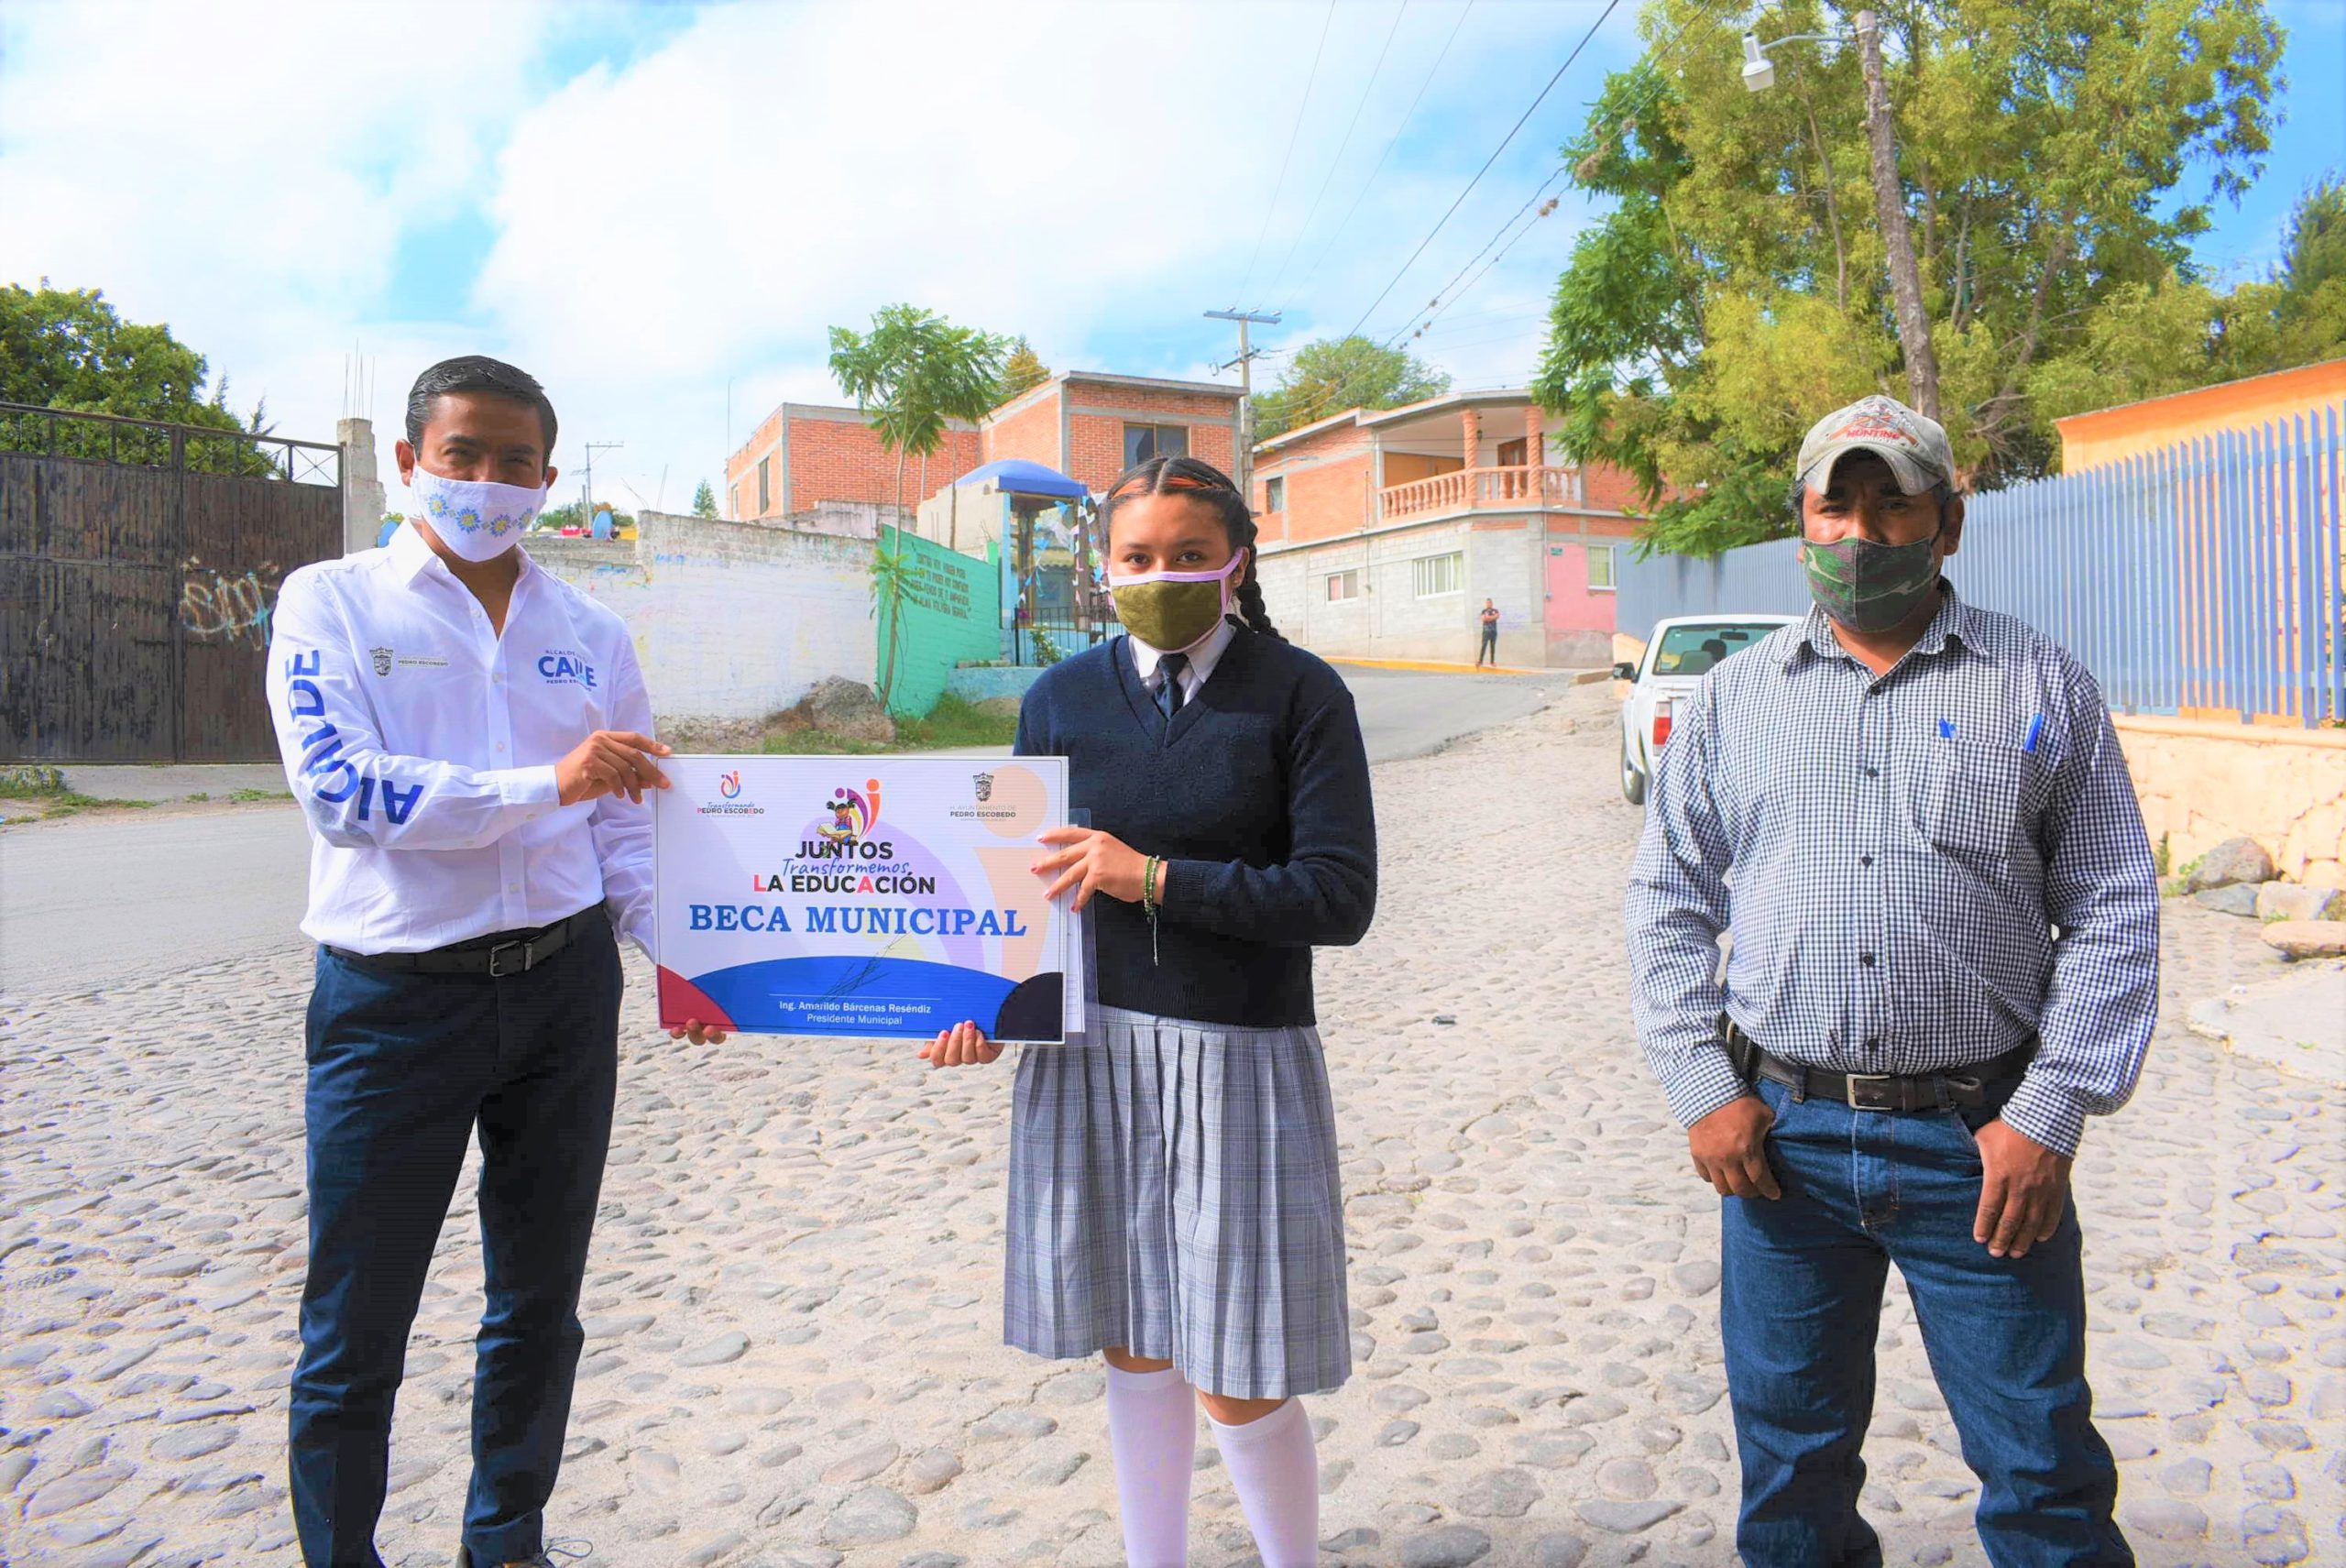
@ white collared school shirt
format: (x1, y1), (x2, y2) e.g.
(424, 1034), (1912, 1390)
(265, 523), (653, 957)
(1129, 616), (1238, 704)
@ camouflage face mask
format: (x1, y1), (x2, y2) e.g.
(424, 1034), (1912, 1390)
(1800, 529), (1943, 634)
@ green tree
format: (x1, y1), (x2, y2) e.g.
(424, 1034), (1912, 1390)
(1254, 335), (1452, 440)
(0, 281), (276, 475)
(828, 303), (1010, 707)
(693, 478), (718, 517)
(1534, 0), (2287, 556)
(2027, 176), (2346, 423)
(1001, 337), (1051, 401)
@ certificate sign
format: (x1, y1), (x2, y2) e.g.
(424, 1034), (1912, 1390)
(654, 755), (1075, 1044)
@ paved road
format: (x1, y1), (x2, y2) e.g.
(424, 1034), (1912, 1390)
(1337, 664), (1564, 765)
(3, 684), (2335, 1567)
(0, 807), (311, 995)
(0, 667), (1569, 996)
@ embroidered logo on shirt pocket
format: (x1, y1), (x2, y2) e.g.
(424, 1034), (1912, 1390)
(1914, 740), (2024, 858)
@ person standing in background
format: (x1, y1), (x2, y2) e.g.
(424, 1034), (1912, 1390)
(1475, 598), (1501, 666)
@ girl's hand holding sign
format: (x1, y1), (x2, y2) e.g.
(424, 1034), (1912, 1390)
(919, 1019), (1000, 1068)
(1030, 825), (1155, 909)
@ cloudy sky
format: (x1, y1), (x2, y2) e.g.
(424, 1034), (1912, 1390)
(3, 0), (2338, 519)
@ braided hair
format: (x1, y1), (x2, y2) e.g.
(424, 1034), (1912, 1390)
(1097, 455), (1285, 641)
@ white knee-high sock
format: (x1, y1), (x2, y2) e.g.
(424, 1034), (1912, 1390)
(1210, 1398), (1319, 1568)
(1105, 1365), (1197, 1567)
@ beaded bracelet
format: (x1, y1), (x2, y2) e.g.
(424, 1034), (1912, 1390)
(1143, 855), (1162, 965)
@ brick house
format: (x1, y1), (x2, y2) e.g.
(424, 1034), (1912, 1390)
(723, 403), (984, 522)
(723, 371), (1244, 525)
(977, 371), (1241, 490)
(1250, 389), (1644, 667)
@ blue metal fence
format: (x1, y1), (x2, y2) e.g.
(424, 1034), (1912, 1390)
(1615, 404), (2345, 727)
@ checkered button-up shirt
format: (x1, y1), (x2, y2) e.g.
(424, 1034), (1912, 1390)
(1625, 587), (2160, 1157)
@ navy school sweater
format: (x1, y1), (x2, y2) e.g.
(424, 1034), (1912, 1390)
(1014, 627), (1377, 1029)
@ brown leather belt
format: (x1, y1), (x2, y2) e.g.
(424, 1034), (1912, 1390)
(1724, 1016), (2034, 1113)
(328, 905), (606, 978)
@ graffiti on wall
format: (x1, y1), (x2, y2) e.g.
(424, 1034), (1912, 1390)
(179, 556), (283, 647)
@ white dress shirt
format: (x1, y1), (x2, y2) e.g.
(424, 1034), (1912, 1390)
(1129, 617), (1237, 704)
(265, 523), (653, 956)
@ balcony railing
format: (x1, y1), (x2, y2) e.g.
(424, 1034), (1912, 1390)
(1379, 464), (1576, 521)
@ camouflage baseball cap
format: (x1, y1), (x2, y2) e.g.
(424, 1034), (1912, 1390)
(1795, 394), (1954, 496)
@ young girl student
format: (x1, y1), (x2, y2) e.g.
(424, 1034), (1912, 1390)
(920, 455), (1376, 1567)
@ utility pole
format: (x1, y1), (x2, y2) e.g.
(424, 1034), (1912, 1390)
(1205, 308), (1280, 505)
(583, 440), (623, 533)
(1854, 10), (1939, 422)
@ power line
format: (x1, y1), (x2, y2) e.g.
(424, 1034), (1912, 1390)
(1374, 0), (1732, 350)
(1233, 0), (1339, 311)
(1264, 0), (1412, 313)
(1291, 0), (1476, 308)
(1387, 165), (1569, 347)
(1269, 0), (1718, 440)
(1340, 0), (1626, 343)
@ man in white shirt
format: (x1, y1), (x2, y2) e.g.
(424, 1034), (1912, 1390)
(268, 356), (718, 1568)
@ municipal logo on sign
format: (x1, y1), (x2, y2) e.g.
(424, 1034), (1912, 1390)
(370, 646), (393, 676)
(972, 772), (994, 803)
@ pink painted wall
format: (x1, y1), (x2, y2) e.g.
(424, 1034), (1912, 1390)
(1544, 542), (1616, 666)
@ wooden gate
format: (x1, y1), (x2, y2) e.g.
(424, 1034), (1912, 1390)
(0, 404), (344, 762)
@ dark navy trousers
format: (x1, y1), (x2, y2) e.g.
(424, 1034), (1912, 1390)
(288, 914), (620, 1568)
(1719, 1073), (2132, 1568)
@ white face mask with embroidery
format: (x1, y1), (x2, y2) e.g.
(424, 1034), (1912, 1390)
(408, 465), (546, 563)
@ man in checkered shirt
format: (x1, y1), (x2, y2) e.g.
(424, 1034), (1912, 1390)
(1627, 395), (2158, 1567)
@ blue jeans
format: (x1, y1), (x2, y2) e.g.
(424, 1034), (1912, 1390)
(288, 916), (621, 1568)
(1719, 1074), (2132, 1568)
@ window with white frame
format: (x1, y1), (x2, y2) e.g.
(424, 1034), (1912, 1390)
(1412, 552), (1464, 598)
(1264, 475), (1285, 513)
(757, 457), (771, 515)
(1587, 543), (1617, 591)
(1326, 568), (1359, 602)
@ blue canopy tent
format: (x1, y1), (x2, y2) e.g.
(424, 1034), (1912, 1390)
(950, 459), (1107, 663)
(952, 457), (1089, 499)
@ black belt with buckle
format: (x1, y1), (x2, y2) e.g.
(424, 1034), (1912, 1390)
(1724, 1016), (2034, 1113)
(329, 905), (607, 978)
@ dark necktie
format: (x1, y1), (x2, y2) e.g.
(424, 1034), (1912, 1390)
(1157, 652), (1189, 722)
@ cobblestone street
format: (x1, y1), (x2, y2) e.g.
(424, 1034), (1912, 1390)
(4, 683), (2340, 1567)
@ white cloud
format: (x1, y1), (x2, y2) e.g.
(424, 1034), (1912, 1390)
(3, 0), (1633, 512)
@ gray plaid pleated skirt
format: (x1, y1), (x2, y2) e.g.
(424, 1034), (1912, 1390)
(1003, 1004), (1352, 1400)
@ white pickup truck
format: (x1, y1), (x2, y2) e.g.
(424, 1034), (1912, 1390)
(1615, 613), (1800, 805)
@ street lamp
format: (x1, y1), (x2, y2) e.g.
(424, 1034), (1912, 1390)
(1738, 29), (1847, 93)
(1738, 11), (1942, 422)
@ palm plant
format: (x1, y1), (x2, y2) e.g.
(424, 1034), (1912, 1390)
(829, 305), (1009, 710)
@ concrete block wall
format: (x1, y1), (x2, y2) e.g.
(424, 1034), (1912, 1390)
(1259, 519), (1586, 665)
(532, 510), (875, 733)
(1466, 521), (1544, 667)
(338, 417), (386, 554)
(1257, 541), (1368, 653)
(1365, 520), (1481, 663)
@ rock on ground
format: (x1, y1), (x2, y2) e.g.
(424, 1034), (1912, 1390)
(2263, 920), (2346, 959)
(2255, 883), (2346, 923)
(2187, 835), (2277, 892)
(785, 677), (895, 745)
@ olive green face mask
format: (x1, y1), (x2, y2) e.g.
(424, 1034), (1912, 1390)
(1110, 554), (1242, 652)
